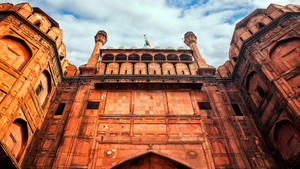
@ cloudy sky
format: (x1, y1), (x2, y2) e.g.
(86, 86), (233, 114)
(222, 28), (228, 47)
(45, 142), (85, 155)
(6, 0), (299, 67)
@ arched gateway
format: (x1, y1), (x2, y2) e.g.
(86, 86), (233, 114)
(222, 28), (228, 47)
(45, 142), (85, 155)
(112, 152), (191, 169)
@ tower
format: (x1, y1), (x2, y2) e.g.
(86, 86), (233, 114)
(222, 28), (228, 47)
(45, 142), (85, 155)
(0, 2), (65, 168)
(0, 2), (299, 169)
(218, 4), (300, 168)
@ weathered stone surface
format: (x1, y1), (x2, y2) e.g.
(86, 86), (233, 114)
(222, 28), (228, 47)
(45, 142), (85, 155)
(0, 2), (299, 169)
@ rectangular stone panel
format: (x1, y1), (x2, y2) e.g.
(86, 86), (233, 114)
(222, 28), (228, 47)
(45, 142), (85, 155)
(167, 91), (194, 115)
(98, 123), (130, 136)
(71, 139), (91, 166)
(133, 124), (167, 136)
(89, 89), (101, 100)
(0, 69), (16, 92)
(169, 124), (202, 137)
(104, 91), (130, 114)
(134, 90), (165, 115)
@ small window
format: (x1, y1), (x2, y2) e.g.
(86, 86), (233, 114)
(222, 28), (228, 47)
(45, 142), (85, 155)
(256, 86), (265, 98)
(198, 102), (211, 110)
(55, 103), (65, 115)
(154, 70), (156, 75)
(125, 70), (127, 74)
(232, 104), (243, 116)
(35, 21), (41, 27)
(35, 83), (43, 96)
(258, 22), (265, 29)
(87, 101), (99, 109)
(139, 70), (142, 74)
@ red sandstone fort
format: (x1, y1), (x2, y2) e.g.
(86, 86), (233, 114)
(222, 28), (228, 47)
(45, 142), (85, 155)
(0, 2), (299, 169)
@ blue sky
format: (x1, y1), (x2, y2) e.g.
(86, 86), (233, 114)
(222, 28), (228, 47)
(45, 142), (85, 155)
(6, 0), (300, 67)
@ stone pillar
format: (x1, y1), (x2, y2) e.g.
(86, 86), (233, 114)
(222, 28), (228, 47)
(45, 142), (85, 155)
(80, 30), (107, 75)
(184, 31), (215, 75)
(184, 31), (207, 66)
(87, 30), (107, 67)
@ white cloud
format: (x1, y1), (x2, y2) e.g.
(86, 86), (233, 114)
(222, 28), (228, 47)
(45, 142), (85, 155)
(5, 0), (298, 67)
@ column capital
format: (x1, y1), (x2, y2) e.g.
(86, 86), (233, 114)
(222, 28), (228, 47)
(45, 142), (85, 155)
(184, 31), (197, 46)
(95, 30), (107, 44)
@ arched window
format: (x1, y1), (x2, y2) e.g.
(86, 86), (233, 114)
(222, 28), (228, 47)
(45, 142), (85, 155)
(112, 153), (191, 169)
(34, 21), (41, 27)
(36, 70), (52, 106)
(270, 38), (300, 73)
(3, 118), (28, 161)
(154, 54), (165, 61)
(141, 54), (152, 61)
(102, 54), (114, 60)
(128, 54), (139, 61)
(180, 54), (192, 61)
(274, 120), (300, 160)
(167, 54), (179, 60)
(0, 36), (32, 70)
(245, 72), (266, 107)
(116, 54), (126, 60)
(257, 22), (265, 29)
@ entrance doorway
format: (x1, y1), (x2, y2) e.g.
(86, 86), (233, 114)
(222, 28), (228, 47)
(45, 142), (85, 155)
(112, 153), (191, 169)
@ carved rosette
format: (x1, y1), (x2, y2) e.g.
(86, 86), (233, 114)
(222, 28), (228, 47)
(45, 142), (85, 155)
(184, 31), (197, 46)
(95, 30), (107, 44)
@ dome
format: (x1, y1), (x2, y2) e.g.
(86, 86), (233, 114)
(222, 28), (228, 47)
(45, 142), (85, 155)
(107, 46), (114, 49)
(166, 46), (175, 49)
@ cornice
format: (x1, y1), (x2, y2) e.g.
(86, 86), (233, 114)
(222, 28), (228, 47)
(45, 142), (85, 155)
(0, 10), (63, 79)
(232, 12), (300, 80)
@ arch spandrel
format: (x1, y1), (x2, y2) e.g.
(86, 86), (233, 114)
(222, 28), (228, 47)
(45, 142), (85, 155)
(111, 152), (192, 169)
(269, 38), (300, 73)
(2, 118), (28, 161)
(0, 36), (32, 71)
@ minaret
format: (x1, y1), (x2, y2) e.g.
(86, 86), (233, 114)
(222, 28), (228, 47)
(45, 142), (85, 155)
(80, 30), (107, 74)
(184, 31), (208, 67)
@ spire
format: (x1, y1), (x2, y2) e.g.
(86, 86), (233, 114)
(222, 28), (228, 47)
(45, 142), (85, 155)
(80, 30), (107, 75)
(184, 31), (208, 67)
(87, 30), (107, 67)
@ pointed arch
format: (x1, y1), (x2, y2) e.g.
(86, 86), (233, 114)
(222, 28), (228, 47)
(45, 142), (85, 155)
(0, 35), (32, 70)
(36, 70), (52, 106)
(112, 152), (192, 169)
(3, 118), (28, 161)
(269, 37), (300, 73)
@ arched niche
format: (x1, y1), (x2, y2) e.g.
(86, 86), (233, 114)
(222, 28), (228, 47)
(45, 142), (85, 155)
(167, 54), (179, 60)
(162, 63), (176, 75)
(180, 54), (192, 61)
(102, 54), (114, 61)
(112, 152), (191, 169)
(274, 120), (300, 160)
(106, 63), (119, 75)
(245, 71), (267, 108)
(148, 63), (161, 75)
(116, 54), (127, 60)
(3, 118), (28, 161)
(35, 70), (52, 106)
(154, 54), (166, 61)
(134, 63), (147, 75)
(175, 63), (190, 75)
(97, 62), (106, 75)
(120, 63), (133, 75)
(128, 54), (139, 61)
(270, 37), (300, 73)
(141, 54), (152, 61)
(0, 36), (32, 71)
(189, 63), (198, 75)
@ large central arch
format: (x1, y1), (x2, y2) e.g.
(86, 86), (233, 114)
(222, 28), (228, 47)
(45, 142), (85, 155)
(111, 152), (191, 169)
